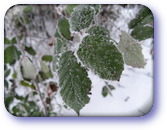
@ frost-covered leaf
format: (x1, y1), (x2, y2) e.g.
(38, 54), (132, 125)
(54, 30), (67, 54)
(39, 61), (53, 80)
(42, 55), (53, 62)
(118, 31), (146, 68)
(40, 60), (49, 73)
(21, 57), (37, 80)
(25, 46), (36, 56)
(90, 4), (101, 14)
(70, 5), (96, 31)
(65, 4), (78, 16)
(20, 80), (35, 90)
(131, 26), (154, 41)
(58, 18), (72, 40)
(4, 46), (21, 64)
(87, 26), (110, 37)
(58, 51), (91, 113)
(129, 6), (153, 29)
(78, 35), (124, 80)
(23, 5), (33, 13)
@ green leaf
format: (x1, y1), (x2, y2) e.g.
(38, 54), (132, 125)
(118, 31), (146, 68)
(12, 71), (17, 79)
(102, 86), (108, 97)
(4, 46), (21, 64)
(42, 55), (53, 62)
(40, 60), (49, 73)
(5, 96), (14, 109)
(131, 26), (154, 41)
(4, 37), (10, 44)
(129, 6), (153, 29)
(58, 18), (72, 40)
(54, 30), (67, 54)
(70, 5), (96, 31)
(4, 80), (8, 88)
(65, 4), (78, 16)
(23, 5), (33, 13)
(87, 26), (110, 37)
(25, 46), (36, 56)
(58, 51), (91, 113)
(20, 80), (36, 89)
(5, 69), (11, 78)
(11, 37), (17, 44)
(20, 57), (37, 80)
(39, 71), (53, 80)
(78, 35), (124, 81)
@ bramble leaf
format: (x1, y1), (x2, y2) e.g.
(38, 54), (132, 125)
(70, 5), (96, 31)
(87, 26), (110, 37)
(78, 34), (124, 80)
(131, 26), (153, 41)
(65, 4), (78, 16)
(118, 31), (146, 68)
(58, 18), (72, 40)
(54, 30), (67, 54)
(129, 6), (153, 29)
(58, 51), (91, 113)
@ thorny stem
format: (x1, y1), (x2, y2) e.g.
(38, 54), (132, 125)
(33, 78), (48, 116)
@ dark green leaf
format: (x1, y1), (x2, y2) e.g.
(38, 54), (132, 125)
(20, 80), (36, 89)
(118, 31), (146, 68)
(65, 4), (78, 16)
(39, 71), (53, 80)
(108, 84), (115, 91)
(131, 26), (154, 41)
(58, 51), (91, 113)
(4, 46), (21, 64)
(87, 26), (110, 37)
(5, 69), (11, 78)
(11, 37), (17, 44)
(23, 5), (33, 13)
(58, 18), (72, 40)
(102, 86), (108, 97)
(42, 55), (53, 62)
(129, 6), (153, 29)
(25, 46), (36, 56)
(78, 35), (124, 80)
(70, 5), (96, 31)
(4, 80), (8, 88)
(5, 96), (14, 109)
(4, 37), (10, 44)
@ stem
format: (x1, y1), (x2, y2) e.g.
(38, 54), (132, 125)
(33, 79), (48, 116)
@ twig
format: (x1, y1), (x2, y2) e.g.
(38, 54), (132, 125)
(33, 79), (48, 116)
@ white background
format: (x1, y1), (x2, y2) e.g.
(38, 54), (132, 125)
(0, 0), (165, 130)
